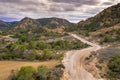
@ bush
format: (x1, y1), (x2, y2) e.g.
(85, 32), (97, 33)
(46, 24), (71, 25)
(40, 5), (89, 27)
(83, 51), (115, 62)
(55, 52), (64, 60)
(26, 50), (37, 60)
(9, 64), (64, 80)
(42, 49), (52, 60)
(36, 65), (49, 80)
(103, 35), (114, 42)
(107, 53), (120, 79)
(0, 54), (17, 60)
(48, 64), (64, 80)
(1, 39), (86, 61)
(16, 66), (35, 80)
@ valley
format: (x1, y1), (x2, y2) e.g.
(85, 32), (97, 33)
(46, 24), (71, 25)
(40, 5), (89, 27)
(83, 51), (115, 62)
(0, 3), (120, 80)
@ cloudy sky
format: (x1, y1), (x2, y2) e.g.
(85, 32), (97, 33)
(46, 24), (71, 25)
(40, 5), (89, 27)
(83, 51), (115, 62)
(0, 0), (119, 23)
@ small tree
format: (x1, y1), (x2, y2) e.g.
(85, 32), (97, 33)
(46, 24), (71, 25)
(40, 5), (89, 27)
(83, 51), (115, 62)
(27, 50), (37, 60)
(16, 66), (35, 80)
(53, 46), (60, 50)
(42, 49), (52, 60)
(36, 65), (49, 80)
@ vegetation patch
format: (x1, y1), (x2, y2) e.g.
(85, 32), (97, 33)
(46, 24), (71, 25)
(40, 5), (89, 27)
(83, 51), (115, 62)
(9, 64), (65, 80)
(0, 39), (87, 61)
(107, 53), (120, 79)
(96, 47), (120, 79)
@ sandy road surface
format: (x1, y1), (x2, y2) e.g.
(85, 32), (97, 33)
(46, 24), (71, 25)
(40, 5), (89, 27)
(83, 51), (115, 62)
(63, 33), (101, 80)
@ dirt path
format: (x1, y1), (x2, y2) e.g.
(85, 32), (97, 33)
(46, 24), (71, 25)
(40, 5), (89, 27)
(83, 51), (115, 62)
(63, 33), (102, 80)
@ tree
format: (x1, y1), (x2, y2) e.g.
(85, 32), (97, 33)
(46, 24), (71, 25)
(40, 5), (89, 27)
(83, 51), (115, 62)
(16, 66), (35, 80)
(29, 42), (37, 49)
(55, 52), (64, 60)
(36, 65), (49, 80)
(42, 49), (52, 60)
(53, 46), (60, 50)
(36, 42), (51, 50)
(27, 50), (37, 60)
(19, 35), (28, 42)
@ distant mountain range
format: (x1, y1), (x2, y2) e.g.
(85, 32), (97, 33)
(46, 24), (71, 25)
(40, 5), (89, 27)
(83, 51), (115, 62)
(0, 17), (73, 29)
(0, 3), (120, 31)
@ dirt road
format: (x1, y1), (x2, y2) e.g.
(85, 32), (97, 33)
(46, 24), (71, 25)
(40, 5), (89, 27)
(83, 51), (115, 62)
(63, 33), (101, 80)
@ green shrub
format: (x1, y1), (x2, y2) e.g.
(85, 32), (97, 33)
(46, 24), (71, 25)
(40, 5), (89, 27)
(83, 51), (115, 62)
(36, 65), (49, 80)
(9, 64), (64, 80)
(16, 66), (35, 80)
(107, 53), (120, 79)
(42, 49), (52, 60)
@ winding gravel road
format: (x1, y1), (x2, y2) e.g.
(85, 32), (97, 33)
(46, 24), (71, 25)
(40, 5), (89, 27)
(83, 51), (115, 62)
(63, 33), (101, 80)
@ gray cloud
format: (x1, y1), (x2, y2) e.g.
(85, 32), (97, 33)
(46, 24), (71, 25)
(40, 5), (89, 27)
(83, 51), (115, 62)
(0, 0), (39, 5)
(48, 3), (75, 12)
(0, 0), (23, 3)
(102, 2), (114, 5)
(0, 0), (119, 22)
(50, 0), (99, 6)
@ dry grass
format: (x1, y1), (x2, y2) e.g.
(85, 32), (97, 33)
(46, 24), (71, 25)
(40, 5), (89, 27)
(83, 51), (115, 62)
(45, 26), (65, 33)
(0, 60), (58, 80)
(90, 23), (120, 36)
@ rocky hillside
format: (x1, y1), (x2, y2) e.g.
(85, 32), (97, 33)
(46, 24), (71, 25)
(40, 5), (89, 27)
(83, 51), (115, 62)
(78, 3), (120, 31)
(37, 17), (73, 29)
(0, 20), (11, 28)
(14, 17), (41, 29)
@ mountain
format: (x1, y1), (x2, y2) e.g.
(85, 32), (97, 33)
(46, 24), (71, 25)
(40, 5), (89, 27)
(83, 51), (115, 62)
(37, 17), (73, 29)
(3, 17), (72, 29)
(78, 3), (120, 31)
(0, 17), (73, 30)
(14, 17), (41, 29)
(1, 3), (120, 31)
(0, 20), (11, 28)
